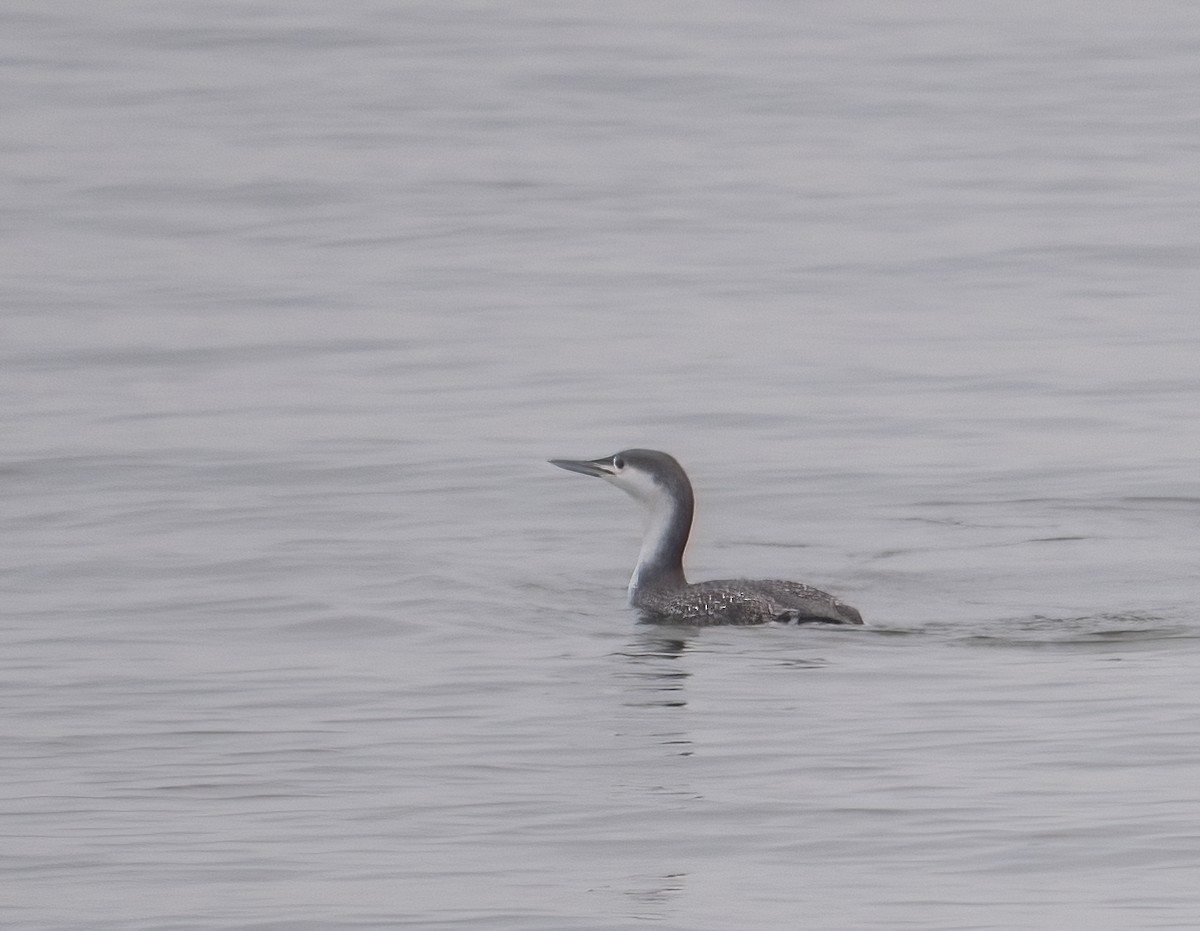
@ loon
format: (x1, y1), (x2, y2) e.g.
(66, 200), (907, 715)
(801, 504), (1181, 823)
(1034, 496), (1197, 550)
(549, 449), (863, 626)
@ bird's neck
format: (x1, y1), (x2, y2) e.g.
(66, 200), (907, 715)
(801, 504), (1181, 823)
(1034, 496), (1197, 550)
(628, 493), (692, 605)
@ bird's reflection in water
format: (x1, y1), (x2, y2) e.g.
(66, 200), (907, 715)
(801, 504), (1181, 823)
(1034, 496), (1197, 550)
(623, 871), (687, 923)
(614, 628), (695, 705)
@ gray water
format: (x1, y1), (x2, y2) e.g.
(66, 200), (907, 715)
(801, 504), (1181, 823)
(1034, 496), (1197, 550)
(4, 2), (1200, 928)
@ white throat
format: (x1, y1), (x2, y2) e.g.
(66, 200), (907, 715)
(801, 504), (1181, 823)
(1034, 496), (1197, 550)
(628, 496), (677, 601)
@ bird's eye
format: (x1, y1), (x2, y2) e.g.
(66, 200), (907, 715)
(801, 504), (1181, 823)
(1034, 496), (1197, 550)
(613, 457), (625, 470)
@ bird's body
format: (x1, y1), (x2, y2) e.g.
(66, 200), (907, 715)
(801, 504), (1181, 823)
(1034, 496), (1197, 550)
(635, 578), (862, 626)
(549, 448), (863, 626)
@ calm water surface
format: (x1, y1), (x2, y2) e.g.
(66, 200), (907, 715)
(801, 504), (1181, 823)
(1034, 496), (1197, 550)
(3, 2), (1200, 928)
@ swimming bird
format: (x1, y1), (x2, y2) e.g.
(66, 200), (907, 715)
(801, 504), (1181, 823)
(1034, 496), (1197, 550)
(549, 449), (863, 625)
